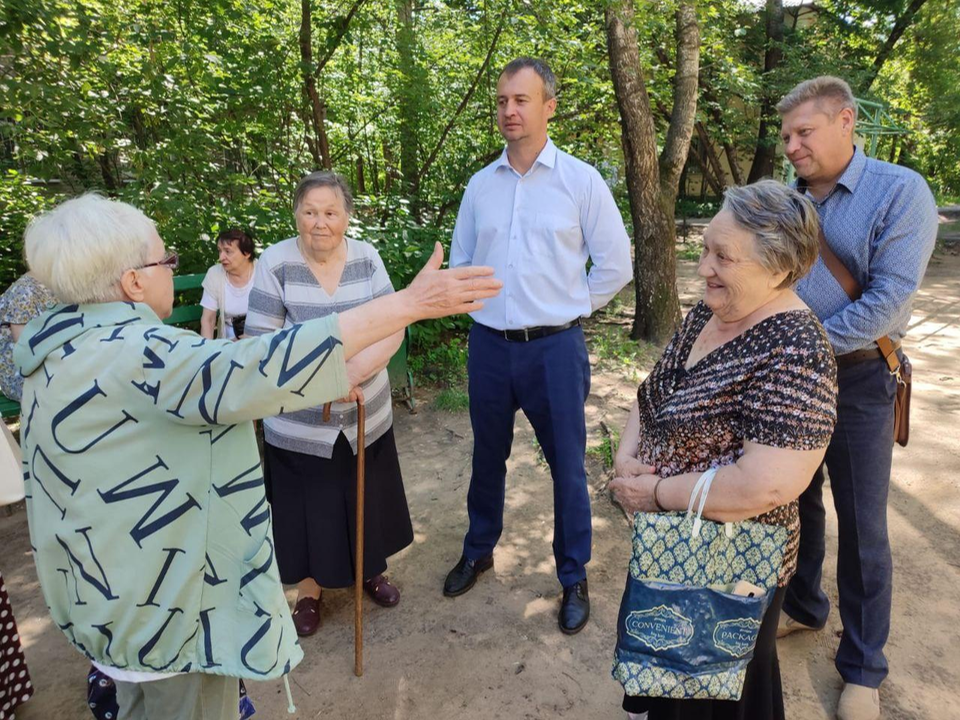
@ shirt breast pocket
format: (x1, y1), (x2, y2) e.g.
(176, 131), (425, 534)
(531, 211), (582, 259)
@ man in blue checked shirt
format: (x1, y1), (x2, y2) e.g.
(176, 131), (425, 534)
(443, 57), (631, 635)
(775, 76), (938, 720)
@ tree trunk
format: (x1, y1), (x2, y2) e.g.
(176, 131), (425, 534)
(723, 140), (744, 186)
(700, 81), (744, 185)
(97, 152), (119, 191)
(356, 156), (366, 194)
(299, 0), (332, 170)
(605, 0), (683, 343)
(395, 0), (421, 216)
(687, 139), (724, 197)
(658, 1), (701, 214)
(695, 121), (727, 190)
(747, 0), (783, 183)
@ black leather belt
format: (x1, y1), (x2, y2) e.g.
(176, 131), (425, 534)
(835, 341), (901, 369)
(478, 318), (581, 342)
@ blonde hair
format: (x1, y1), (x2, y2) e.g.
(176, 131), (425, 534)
(776, 76), (858, 121)
(25, 193), (156, 304)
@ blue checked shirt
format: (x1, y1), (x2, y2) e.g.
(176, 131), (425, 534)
(795, 146), (938, 355)
(450, 138), (631, 330)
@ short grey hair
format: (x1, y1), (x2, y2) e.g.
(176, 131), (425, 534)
(24, 193), (156, 304)
(500, 57), (556, 100)
(722, 180), (820, 288)
(293, 171), (354, 215)
(776, 75), (858, 121)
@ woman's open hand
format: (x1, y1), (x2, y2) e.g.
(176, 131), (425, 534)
(404, 242), (502, 319)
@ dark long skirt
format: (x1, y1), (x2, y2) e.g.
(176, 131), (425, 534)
(264, 427), (414, 588)
(623, 587), (787, 720)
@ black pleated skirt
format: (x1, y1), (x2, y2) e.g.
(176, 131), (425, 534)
(623, 587), (787, 720)
(263, 427), (414, 588)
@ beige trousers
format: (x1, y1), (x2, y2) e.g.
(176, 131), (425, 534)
(115, 673), (237, 720)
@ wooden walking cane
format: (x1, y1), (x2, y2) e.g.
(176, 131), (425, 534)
(354, 398), (366, 677)
(322, 399), (365, 677)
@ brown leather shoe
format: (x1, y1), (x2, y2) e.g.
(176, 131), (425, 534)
(363, 574), (400, 607)
(292, 596), (320, 636)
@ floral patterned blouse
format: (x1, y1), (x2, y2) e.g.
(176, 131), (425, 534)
(636, 301), (838, 584)
(0, 274), (56, 401)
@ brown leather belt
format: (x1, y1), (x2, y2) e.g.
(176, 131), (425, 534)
(478, 318), (581, 342)
(835, 341), (901, 370)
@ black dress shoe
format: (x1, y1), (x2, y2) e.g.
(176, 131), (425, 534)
(559, 579), (590, 635)
(443, 554), (494, 597)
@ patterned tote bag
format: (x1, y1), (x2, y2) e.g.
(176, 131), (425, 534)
(612, 468), (788, 701)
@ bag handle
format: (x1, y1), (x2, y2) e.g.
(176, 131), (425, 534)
(687, 467), (717, 538)
(685, 467), (716, 517)
(686, 467), (734, 539)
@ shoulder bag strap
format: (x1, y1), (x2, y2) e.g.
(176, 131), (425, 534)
(817, 227), (862, 301)
(817, 227), (901, 374)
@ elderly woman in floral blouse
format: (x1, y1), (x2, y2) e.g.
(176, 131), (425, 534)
(610, 180), (838, 720)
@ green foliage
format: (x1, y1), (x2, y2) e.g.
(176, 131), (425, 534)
(433, 387), (469, 412)
(675, 198), (721, 218)
(768, 0), (960, 196)
(0, 171), (58, 281)
(1, 0), (957, 327)
(587, 424), (620, 472)
(0, 0), (628, 292)
(871, 0), (960, 200)
(408, 332), (468, 386)
(675, 241), (703, 261)
(586, 319), (657, 381)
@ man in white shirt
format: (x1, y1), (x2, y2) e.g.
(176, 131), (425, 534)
(443, 57), (631, 634)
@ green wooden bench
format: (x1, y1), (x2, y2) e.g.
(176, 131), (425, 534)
(0, 273), (414, 419)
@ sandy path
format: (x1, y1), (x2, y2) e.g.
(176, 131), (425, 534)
(3, 251), (958, 720)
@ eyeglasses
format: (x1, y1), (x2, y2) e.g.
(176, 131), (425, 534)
(139, 252), (179, 272)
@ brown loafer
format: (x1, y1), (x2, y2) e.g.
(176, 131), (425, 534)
(363, 574), (400, 607)
(292, 596), (320, 636)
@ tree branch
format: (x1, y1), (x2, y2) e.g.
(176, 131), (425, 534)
(300, 0), (332, 168)
(417, 7), (508, 183)
(862, 0), (928, 92)
(314, 0), (367, 79)
(658, 1), (701, 212)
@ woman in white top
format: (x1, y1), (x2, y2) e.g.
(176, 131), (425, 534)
(200, 229), (257, 340)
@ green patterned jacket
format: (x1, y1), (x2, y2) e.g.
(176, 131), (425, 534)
(14, 301), (349, 680)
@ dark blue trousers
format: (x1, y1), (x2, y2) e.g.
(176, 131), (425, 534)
(784, 355), (898, 688)
(462, 323), (591, 589)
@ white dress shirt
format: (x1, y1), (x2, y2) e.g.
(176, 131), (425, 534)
(450, 138), (631, 330)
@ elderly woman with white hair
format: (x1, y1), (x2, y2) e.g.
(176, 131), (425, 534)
(609, 180), (838, 720)
(14, 193), (499, 720)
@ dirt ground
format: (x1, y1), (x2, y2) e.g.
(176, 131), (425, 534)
(3, 250), (959, 720)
